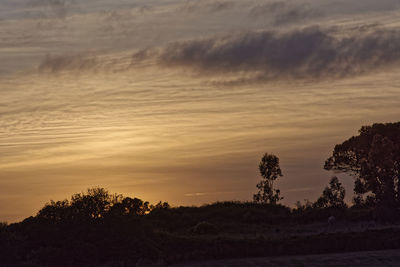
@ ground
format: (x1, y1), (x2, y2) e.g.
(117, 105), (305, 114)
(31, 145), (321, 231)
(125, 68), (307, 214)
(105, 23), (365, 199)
(170, 249), (400, 267)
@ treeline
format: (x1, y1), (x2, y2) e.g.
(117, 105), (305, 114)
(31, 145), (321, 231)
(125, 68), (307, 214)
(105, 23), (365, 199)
(0, 187), (399, 266)
(255, 122), (400, 217)
(35, 187), (169, 223)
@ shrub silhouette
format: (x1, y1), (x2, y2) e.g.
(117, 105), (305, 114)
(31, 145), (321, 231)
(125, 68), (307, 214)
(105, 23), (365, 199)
(37, 199), (71, 222)
(193, 221), (219, 235)
(69, 187), (116, 220)
(0, 221), (8, 231)
(37, 187), (118, 222)
(36, 187), (155, 223)
(314, 176), (346, 209)
(108, 197), (150, 217)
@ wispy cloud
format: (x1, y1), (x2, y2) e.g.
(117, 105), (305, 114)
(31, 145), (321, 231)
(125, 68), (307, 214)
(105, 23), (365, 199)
(38, 54), (99, 73)
(184, 191), (239, 197)
(133, 26), (400, 81)
(37, 52), (135, 74)
(249, 1), (322, 25)
(184, 192), (207, 197)
(178, 0), (235, 14)
(28, 0), (75, 18)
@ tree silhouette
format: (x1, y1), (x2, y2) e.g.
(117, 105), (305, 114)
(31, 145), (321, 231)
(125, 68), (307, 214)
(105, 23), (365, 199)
(69, 187), (119, 220)
(314, 176), (346, 209)
(324, 122), (400, 207)
(253, 153), (283, 204)
(109, 197), (150, 217)
(37, 199), (70, 221)
(36, 187), (153, 222)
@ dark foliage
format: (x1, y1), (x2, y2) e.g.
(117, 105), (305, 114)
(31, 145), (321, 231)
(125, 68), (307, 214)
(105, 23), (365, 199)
(254, 153), (283, 204)
(192, 221), (219, 235)
(325, 122), (400, 211)
(313, 176), (346, 209)
(1, 187), (400, 266)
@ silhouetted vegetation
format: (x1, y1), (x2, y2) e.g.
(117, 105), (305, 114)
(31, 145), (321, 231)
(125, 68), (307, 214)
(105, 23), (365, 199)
(325, 122), (400, 207)
(37, 188), (153, 223)
(192, 221), (219, 235)
(1, 122), (400, 266)
(1, 186), (400, 266)
(254, 153), (283, 204)
(325, 122), (400, 220)
(313, 176), (346, 209)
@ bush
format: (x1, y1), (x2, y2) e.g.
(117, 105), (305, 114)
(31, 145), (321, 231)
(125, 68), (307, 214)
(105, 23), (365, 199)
(192, 221), (219, 235)
(0, 221), (8, 231)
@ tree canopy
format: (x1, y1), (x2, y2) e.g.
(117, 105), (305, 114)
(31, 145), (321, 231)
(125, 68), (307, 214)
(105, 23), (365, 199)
(37, 187), (154, 222)
(324, 122), (400, 207)
(314, 176), (346, 209)
(253, 153), (283, 204)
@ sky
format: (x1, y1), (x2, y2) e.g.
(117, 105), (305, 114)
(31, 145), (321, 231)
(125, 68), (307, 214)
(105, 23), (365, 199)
(1, 0), (400, 222)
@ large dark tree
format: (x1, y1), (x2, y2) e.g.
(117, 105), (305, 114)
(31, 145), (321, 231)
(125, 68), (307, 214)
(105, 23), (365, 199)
(253, 153), (283, 204)
(324, 122), (400, 207)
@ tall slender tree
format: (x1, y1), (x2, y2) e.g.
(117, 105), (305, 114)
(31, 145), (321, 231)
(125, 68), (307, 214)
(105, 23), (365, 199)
(254, 153), (283, 204)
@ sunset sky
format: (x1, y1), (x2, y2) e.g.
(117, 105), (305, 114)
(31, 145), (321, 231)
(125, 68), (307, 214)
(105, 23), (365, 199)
(1, 0), (400, 222)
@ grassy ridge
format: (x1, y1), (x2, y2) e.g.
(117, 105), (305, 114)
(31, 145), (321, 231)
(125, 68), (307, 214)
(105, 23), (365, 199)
(1, 199), (400, 266)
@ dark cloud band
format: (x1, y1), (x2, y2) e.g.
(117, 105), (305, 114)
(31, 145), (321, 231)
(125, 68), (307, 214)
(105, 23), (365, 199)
(38, 54), (98, 73)
(249, 1), (322, 25)
(133, 26), (400, 80)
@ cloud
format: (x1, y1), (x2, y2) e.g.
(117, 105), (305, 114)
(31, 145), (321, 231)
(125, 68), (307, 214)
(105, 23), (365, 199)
(29, 0), (73, 9)
(184, 192), (207, 197)
(327, 0), (400, 14)
(38, 54), (99, 73)
(184, 191), (238, 197)
(249, 1), (322, 25)
(178, 0), (235, 14)
(133, 26), (400, 81)
(286, 187), (312, 193)
(28, 0), (75, 18)
(37, 52), (135, 74)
